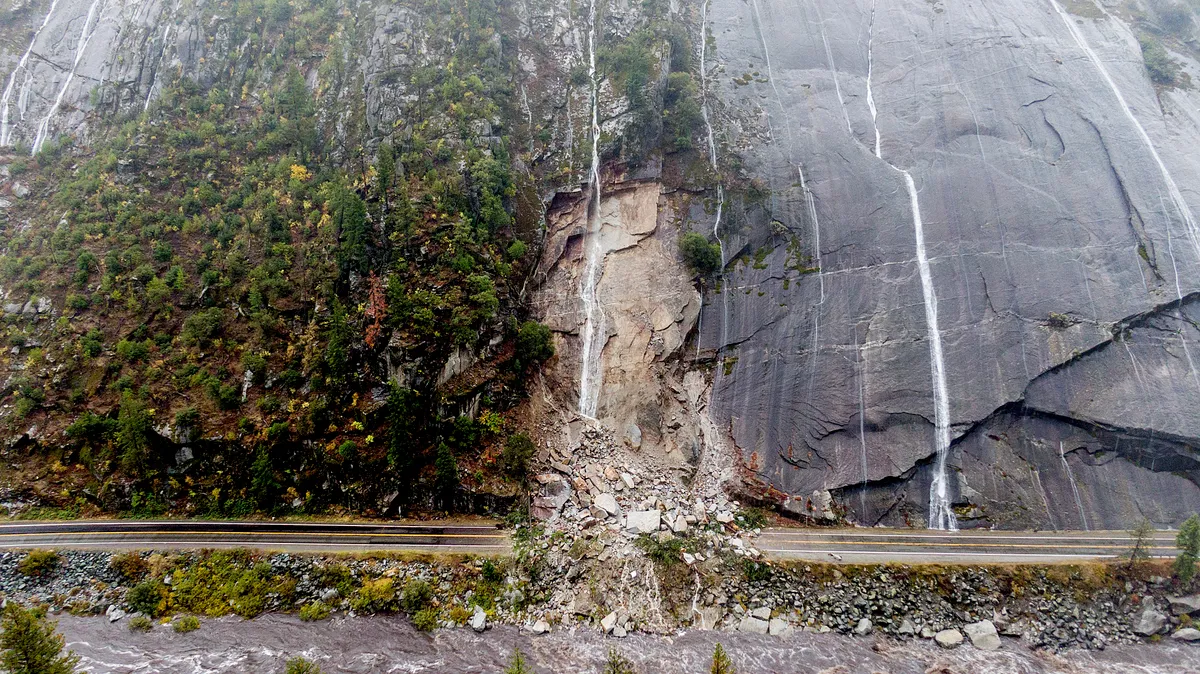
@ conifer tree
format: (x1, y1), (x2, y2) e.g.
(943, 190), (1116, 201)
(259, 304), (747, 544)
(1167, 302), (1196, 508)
(0, 604), (79, 674)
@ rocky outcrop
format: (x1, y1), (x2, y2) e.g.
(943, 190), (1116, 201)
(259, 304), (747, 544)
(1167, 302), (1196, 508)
(697, 0), (1200, 528)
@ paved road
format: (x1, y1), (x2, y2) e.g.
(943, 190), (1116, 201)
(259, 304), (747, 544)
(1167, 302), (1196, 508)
(0, 520), (510, 554)
(754, 527), (1180, 564)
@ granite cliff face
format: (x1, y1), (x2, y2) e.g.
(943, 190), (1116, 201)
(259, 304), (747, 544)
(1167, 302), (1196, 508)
(3, 0), (1199, 529)
(697, 0), (1200, 528)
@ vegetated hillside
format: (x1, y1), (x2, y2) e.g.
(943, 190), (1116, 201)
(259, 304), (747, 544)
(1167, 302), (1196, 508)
(0, 0), (550, 519)
(0, 0), (712, 519)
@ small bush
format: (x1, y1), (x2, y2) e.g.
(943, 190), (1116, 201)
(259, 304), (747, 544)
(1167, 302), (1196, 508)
(172, 615), (201, 633)
(17, 549), (59, 577)
(286, 658), (323, 674)
(128, 615), (154, 632)
(514, 321), (554, 370)
(299, 601), (331, 622)
(504, 649), (532, 674)
(1140, 35), (1182, 86)
(412, 607), (439, 631)
(680, 232), (722, 275)
(400, 579), (433, 613)
(126, 580), (165, 617)
(109, 552), (149, 581)
(181, 308), (224, 346)
(502, 433), (535, 477)
(350, 577), (395, 612)
(604, 649), (638, 674)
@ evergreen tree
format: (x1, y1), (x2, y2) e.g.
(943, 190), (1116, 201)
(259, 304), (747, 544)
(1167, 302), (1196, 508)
(1127, 518), (1156, 571)
(710, 644), (734, 674)
(602, 648), (637, 674)
(503, 649), (531, 674)
(434, 443), (458, 512)
(0, 604), (79, 674)
(116, 393), (152, 476)
(1175, 514), (1200, 585)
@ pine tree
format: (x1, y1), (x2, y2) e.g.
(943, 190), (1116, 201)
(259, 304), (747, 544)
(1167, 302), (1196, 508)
(710, 643), (735, 674)
(1175, 514), (1200, 585)
(0, 604), (79, 674)
(434, 443), (459, 512)
(503, 648), (531, 674)
(1127, 518), (1156, 571)
(602, 648), (637, 674)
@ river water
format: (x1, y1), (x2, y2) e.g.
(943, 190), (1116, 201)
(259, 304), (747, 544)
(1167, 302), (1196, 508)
(56, 614), (1200, 673)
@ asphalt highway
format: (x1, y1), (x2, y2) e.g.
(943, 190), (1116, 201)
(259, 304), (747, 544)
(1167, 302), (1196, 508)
(0, 520), (510, 554)
(753, 527), (1180, 564)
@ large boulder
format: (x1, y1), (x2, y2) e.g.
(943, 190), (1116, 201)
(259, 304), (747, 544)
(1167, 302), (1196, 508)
(964, 620), (1002, 650)
(935, 629), (964, 649)
(1169, 594), (1200, 616)
(1133, 608), (1168, 636)
(625, 510), (661, 534)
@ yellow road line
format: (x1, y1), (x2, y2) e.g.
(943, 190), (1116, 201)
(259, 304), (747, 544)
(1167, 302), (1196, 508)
(762, 539), (1172, 550)
(0, 531), (507, 540)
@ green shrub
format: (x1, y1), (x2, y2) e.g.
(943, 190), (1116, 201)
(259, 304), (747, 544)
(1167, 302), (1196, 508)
(603, 649), (638, 674)
(400, 579), (433, 613)
(1176, 514), (1200, 585)
(17, 550), (58, 577)
(680, 232), (721, 275)
(172, 615), (200, 633)
(504, 649), (532, 674)
(128, 615), (154, 632)
(115, 339), (150, 363)
(0, 603), (80, 673)
(109, 552), (148, 581)
(501, 433), (535, 477)
(299, 601), (331, 622)
(1140, 35), (1181, 85)
(514, 321), (554, 370)
(412, 607), (439, 631)
(181, 308), (224, 346)
(285, 657), (323, 674)
(710, 644), (735, 674)
(350, 577), (395, 612)
(126, 580), (165, 617)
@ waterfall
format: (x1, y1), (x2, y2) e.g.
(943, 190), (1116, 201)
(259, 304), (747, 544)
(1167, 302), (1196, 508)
(0, 0), (63, 146)
(144, 25), (173, 113)
(1049, 0), (1200, 263)
(32, 0), (107, 155)
(1059, 442), (1089, 531)
(700, 0), (729, 352)
(1181, 323), (1200, 392)
(866, 5), (957, 531)
(576, 0), (605, 418)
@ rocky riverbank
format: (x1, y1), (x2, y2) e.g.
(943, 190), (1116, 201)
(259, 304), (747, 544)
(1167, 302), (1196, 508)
(3, 540), (1199, 656)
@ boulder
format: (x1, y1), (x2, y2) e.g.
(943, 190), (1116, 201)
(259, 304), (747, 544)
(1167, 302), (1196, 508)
(964, 620), (1002, 650)
(625, 510), (661, 534)
(750, 606), (771, 620)
(469, 606), (487, 632)
(897, 618), (917, 636)
(531, 619), (550, 635)
(1169, 594), (1200, 616)
(768, 617), (792, 636)
(854, 618), (873, 636)
(105, 605), (126, 623)
(601, 611), (618, 634)
(1133, 608), (1167, 636)
(593, 493), (620, 517)
(935, 629), (964, 649)
(1172, 628), (1200, 642)
(738, 615), (769, 634)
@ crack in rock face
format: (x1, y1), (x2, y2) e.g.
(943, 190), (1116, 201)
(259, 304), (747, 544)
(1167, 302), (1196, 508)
(698, 0), (1200, 529)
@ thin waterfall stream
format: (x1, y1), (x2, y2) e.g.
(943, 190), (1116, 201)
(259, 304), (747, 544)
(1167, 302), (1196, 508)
(576, 0), (605, 418)
(1049, 0), (1200, 264)
(866, 2), (957, 530)
(0, 0), (63, 146)
(700, 0), (729, 354)
(32, 0), (107, 155)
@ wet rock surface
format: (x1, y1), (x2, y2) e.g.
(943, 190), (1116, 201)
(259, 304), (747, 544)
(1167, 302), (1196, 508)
(698, 0), (1200, 528)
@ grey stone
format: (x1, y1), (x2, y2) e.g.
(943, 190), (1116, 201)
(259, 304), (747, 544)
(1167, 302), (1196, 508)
(1169, 594), (1200, 616)
(964, 620), (1002, 651)
(593, 493), (620, 517)
(920, 626), (937, 639)
(11, 182), (29, 198)
(106, 605), (126, 623)
(625, 510), (660, 534)
(749, 606), (771, 620)
(469, 605), (487, 632)
(898, 618), (917, 636)
(1134, 608), (1168, 636)
(738, 615), (769, 634)
(768, 617), (792, 636)
(1172, 628), (1200, 642)
(531, 619), (549, 635)
(601, 611), (618, 634)
(935, 629), (964, 649)
(854, 618), (873, 636)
